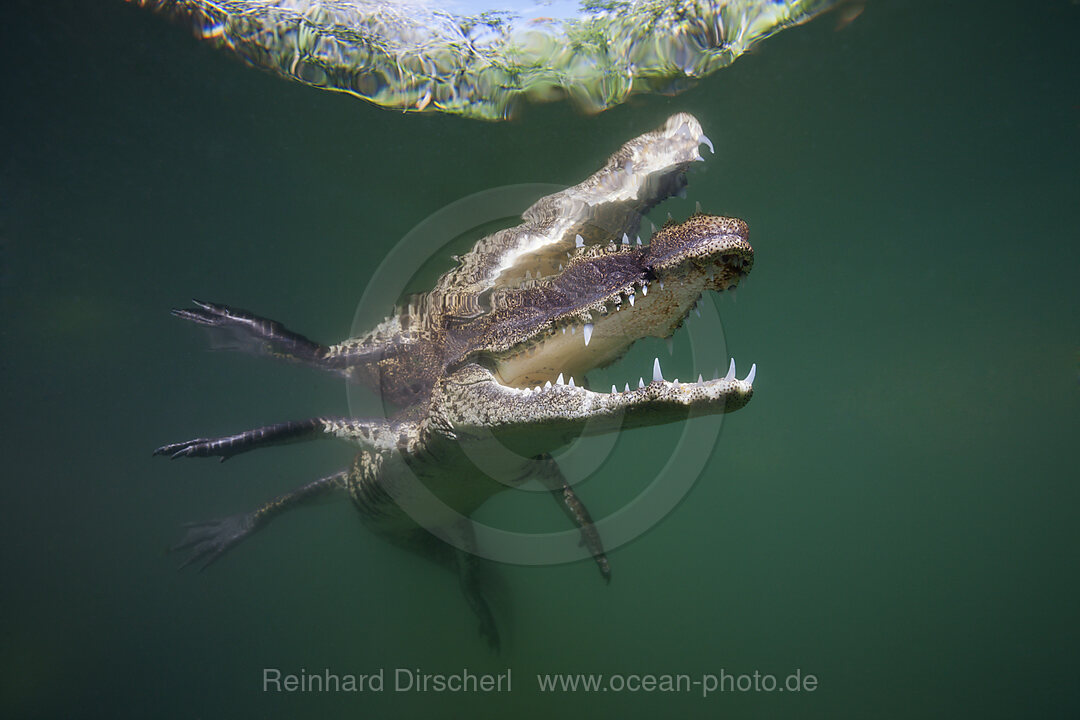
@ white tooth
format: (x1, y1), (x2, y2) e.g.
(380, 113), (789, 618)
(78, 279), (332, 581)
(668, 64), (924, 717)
(638, 377), (645, 388)
(673, 379), (679, 387)
(561, 326), (566, 334)
(556, 373), (564, 385)
(558, 263), (563, 270)
(641, 283), (648, 296)
(653, 357), (663, 383)
(628, 292), (635, 306)
(648, 221), (656, 233)
(544, 380), (552, 388)
(695, 200), (702, 214)
(625, 382), (631, 392)
(636, 235), (642, 245)
(697, 374), (704, 384)
(745, 364), (756, 385)
(666, 337), (674, 355)
(658, 279), (664, 290)
(575, 234), (584, 248)
(525, 270), (531, 279)
(568, 376), (575, 387)
(535, 386), (541, 392)
(622, 233), (630, 245)
(571, 325), (575, 335)
(583, 322), (593, 346)
(724, 358), (736, 382)
(611, 384), (618, 395)
(698, 133), (714, 154)
(713, 367), (719, 380)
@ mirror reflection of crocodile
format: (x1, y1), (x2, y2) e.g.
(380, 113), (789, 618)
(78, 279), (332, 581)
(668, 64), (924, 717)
(130, 0), (838, 120)
(154, 113), (755, 648)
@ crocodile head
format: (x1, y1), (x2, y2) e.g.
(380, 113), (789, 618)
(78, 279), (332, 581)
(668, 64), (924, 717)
(433, 212), (755, 454)
(418, 114), (757, 453)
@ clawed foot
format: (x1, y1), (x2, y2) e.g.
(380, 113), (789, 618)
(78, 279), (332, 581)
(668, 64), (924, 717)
(171, 513), (256, 570)
(171, 299), (240, 327)
(154, 437), (235, 462)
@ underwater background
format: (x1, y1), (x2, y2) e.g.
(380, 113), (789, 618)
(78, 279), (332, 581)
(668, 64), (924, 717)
(2, 1), (1077, 717)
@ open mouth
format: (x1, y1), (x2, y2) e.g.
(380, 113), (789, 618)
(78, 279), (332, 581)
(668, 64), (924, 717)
(488, 215), (753, 391)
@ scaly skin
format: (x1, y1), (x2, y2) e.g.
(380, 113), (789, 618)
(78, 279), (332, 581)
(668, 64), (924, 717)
(154, 113), (756, 649)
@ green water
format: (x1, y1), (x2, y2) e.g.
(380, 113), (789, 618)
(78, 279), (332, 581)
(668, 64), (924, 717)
(2, 1), (1077, 717)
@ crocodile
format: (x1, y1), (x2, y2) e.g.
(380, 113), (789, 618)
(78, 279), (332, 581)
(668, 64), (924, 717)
(154, 113), (755, 648)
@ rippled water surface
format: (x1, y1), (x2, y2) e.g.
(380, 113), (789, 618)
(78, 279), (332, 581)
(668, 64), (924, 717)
(2, 1), (1078, 718)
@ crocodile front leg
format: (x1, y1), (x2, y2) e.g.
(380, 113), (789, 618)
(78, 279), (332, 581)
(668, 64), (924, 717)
(171, 299), (387, 373)
(154, 417), (405, 461)
(533, 455), (611, 582)
(172, 470), (348, 570)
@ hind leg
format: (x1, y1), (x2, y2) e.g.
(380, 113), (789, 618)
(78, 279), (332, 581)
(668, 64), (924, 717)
(172, 470), (347, 570)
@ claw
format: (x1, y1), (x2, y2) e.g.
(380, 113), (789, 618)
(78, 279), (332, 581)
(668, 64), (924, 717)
(171, 512), (256, 571)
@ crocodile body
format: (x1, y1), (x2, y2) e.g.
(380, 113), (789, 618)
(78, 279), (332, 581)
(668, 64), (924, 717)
(155, 113), (755, 647)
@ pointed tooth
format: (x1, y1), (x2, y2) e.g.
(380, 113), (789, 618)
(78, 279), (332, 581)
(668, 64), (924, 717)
(558, 263), (563, 270)
(697, 374), (704, 384)
(544, 380), (552, 388)
(622, 233), (630, 245)
(611, 384), (618, 395)
(713, 367), (719, 380)
(673, 379), (679, 387)
(653, 357), (663, 383)
(648, 221), (656, 233)
(625, 382), (631, 392)
(724, 358), (736, 382)
(658, 279), (664, 290)
(583, 322), (593, 346)
(556, 373), (565, 385)
(641, 283), (647, 296)
(561, 326), (566, 334)
(535, 385), (541, 392)
(638, 377), (645, 388)
(568, 376), (575, 387)
(636, 235), (642, 245)
(628, 292), (635, 306)
(575, 234), (584, 248)
(745, 364), (756, 385)
(695, 200), (702, 214)
(666, 337), (674, 355)
(698, 134), (714, 154)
